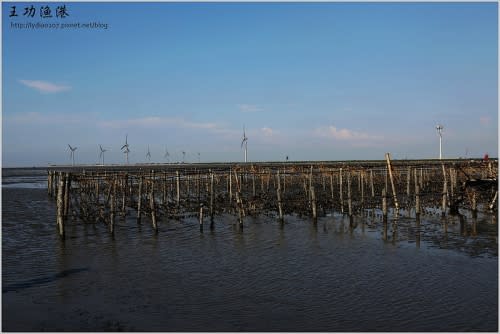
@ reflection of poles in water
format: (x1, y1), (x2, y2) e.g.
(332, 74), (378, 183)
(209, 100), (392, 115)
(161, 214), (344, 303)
(489, 190), (498, 211)
(459, 213), (467, 237)
(441, 215), (448, 247)
(471, 214), (477, 237)
(382, 188), (388, 221)
(338, 218), (345, 235)
(383, 218), (388, 241)
(415, 214), (421, 249)
(349, 215), (356, 232)
(491, 214), (497, 225)
(392, 220), (398, 245)
(441, 163), (448, 217)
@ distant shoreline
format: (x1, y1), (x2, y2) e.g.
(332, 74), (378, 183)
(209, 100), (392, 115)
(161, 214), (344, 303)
(2, 157), (496, 171)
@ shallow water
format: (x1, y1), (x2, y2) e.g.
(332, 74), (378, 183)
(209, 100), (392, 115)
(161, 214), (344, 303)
(2, 168), (498, 331)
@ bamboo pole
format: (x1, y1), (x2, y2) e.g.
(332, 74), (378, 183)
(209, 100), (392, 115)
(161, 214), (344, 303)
(489, 191), (498, 211)
(229, 167), (233, 202)
(233, 169), (243, 228)
(163, 172), (168, 206)
(110, 178), (116, 234)
(199, 204), (204, 232)
(47, 171), (52, 197)
(311, 185), (317, 223)
(260, 170), (264, 193)
(382, 188), (388, 220)
(385, 153), (399, 214)
(63, 172), (70, 219)
(415, 184), (420, 217)
(441, 163), (448, 217)
(252, 171), (256, 197)
(210, 170), (214, 221)
(360, 171), (365, 208)
(339, 168), (344, 214)
(309, 166), (313, 202)
(276, 171), (284, 223)
(406, 167), (411, 199)
(150, 173), (157, 233)
(176, 170), (180, 206)
(122, 175), (127, 217)
(56, 172), (65, 238)
(137, 176), (143, 224)
(370, 169), (375, 198)
(283, 169), (286, 194)
(329, 170), (334, 203)
(347, 171), (352, 217)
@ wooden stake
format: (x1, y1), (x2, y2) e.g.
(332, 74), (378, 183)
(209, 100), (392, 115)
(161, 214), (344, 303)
(382, 188), (388, 219)
(63, 172), (70, 219)
(277, 171), (284, 223)
(360, 171), (365, 208)
(47, 171), (52, 197)
(199, 204), (204, 232)
(176, 170), (180, 206)
(311, 185), (317, 223)
(329, 170), (334, 203)
(122, 175), (127, 217)
(339, 168), (344, 214)
(489, 191), (498, 211)
(110, 178), (116, 234)
(370, 169), (375, 198)
(347, 171), (352, 217)
(210, 170), (214, 221)
(283, 169), (286, 194)
(406, 167), (411, 199)
(229, 168), (233, 202)
(137, 176), (143, 224)
(163, 172), (168, 206)
(56, 172), (65, 238)
(233, 169), (243, 228)
(385, 153), (399, 214)
(441, 164), (448, 217)
(150, 173), (157, 233)
(252, 171), (256, 197)
(415, 184), (420, 217)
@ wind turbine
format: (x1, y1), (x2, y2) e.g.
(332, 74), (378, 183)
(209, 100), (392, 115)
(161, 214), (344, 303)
(68, 144), (77, 166)
(146, 145), (151, 162)
(164, 146), (170, 162)
(121, 134), (130, 164)
(99, 145), (107, 165)
(436, 124), (443, 159)
(241, 125), (248, 163)
(182, 151), (186, 163)
(197, 152), (200, 163)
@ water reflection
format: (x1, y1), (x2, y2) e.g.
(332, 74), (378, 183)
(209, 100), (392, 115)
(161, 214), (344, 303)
(2, 184), (498, 332)
(415, 215), (421, 249)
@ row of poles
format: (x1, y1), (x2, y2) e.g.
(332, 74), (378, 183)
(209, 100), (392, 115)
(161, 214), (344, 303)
(47, 154), (497, 239)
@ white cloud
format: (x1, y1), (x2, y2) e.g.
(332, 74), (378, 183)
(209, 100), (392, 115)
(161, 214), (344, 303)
(18, 79), (71, 93)
(261, 127), (273, 136)
(237, 104), (263, 113)
(6, 111), (82, 124)
(479, 116), (491, 126)
(313, 125), (383, 142)
(98, 116), (219, 130)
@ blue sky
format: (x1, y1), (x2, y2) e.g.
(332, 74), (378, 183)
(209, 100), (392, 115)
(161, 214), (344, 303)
(2, 2), (498, 166)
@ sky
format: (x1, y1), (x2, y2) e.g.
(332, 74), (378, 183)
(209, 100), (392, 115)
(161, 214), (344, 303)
(2, 2), (498, 167)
